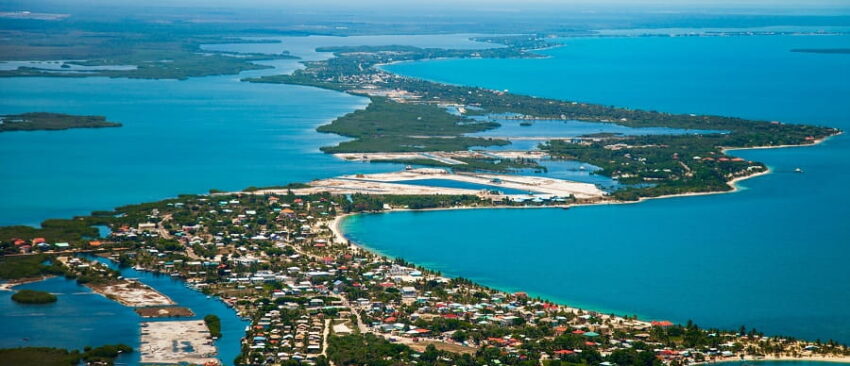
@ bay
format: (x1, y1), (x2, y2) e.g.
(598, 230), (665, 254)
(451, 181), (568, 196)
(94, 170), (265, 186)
(347, 33), (850, 343)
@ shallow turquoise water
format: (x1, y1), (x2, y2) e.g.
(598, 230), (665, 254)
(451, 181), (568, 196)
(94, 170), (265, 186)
(391, 178), (538, 195)
(347, 34), (850, 343)
(467, 118), (724, 138)
(0, 256), (249, 365)
(0, 34), (502, 363)
(0, 34), (494, 226)
(2, 31), (850, 355)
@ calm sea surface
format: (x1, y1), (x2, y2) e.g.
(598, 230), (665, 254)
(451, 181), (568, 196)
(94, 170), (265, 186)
(0, 34), (494, 226)
(2, 31), (849, 356)
(0, 34), (496, 364)
(346, 34), (850, 343)
(0, 256), (250, 365)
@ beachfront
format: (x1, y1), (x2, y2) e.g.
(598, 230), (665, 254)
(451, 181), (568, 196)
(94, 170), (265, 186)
(6, 189), (847, 365)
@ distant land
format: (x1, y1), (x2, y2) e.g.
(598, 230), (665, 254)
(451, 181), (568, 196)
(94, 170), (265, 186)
(791, 48), (850, 54)
(0, 113), (121, 132)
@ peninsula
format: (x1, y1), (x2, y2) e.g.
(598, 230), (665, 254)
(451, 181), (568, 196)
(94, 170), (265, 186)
(2, 191), (849, 366)
(247, 35), (839, 201)
(0, 112), (121, 132)
(1, 29), (846, 366)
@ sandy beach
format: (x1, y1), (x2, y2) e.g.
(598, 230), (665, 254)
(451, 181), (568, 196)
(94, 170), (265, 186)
(698, 354), (850, 365)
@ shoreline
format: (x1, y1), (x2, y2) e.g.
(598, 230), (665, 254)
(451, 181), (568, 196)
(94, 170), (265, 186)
(324, 135), (838, 343)
(697, 356), (850, 365)
(0, 275), (55, 291)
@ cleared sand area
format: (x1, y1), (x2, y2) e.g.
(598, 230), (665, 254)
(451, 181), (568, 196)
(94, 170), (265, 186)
(87, 280), (174, 307)
(140, 320), (218, 365)
(134, 306), (194, 318)
(277, 168), (605, 199)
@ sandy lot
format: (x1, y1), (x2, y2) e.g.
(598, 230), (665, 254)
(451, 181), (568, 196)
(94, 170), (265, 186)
(140, 320), (218, 365)
(87, 280), (174, 307)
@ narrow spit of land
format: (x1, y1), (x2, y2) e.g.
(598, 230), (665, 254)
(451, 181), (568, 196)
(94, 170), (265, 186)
(0, 33), (847, 366)
(246, 34), (839, 201)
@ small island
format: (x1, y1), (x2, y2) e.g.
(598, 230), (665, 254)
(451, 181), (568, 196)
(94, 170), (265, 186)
(0, 112), (121, 132)
(11, 289), (57, 304)
(204, 314), (223, 338)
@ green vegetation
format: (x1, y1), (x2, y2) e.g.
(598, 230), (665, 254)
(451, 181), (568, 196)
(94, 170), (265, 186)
(11, 289), (57, 304)
(327, 334), (414, 366)
(0, 344), (131, 366)
(243, 182), (311, 192)
(247, 38), (838, 198)
(0, 255), (64, 280)
(205, 314), (223, 338)
(373, 157), (545, 172)
(316, 97), (506, 152)
(0, 112), (120, 132)
(343, 194), (485, 211)
(0, 217), (105, 252)
(0, 21), (293, 80)
(80, 344), (132, 365)
(0, 347), (79, 366)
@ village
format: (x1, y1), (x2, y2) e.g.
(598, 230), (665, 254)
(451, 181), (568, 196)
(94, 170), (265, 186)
(4, 190), (848, 366)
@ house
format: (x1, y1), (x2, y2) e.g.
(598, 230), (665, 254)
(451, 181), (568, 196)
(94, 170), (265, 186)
(401, 286), (417, 298)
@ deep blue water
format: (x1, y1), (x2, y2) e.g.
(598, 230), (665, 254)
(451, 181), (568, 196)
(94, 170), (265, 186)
(0, 256), (249, 365)
(347, 34), (850, 343)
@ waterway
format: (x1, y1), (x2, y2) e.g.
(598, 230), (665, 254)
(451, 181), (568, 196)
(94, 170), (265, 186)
(0, 255), (249, 365)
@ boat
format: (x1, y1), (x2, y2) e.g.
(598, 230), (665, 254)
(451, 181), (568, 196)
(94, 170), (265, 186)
(794, 168), (804, 173)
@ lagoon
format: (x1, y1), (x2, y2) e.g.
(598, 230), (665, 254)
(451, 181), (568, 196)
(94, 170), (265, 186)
(0, 34), (496, 227)
(466, 118), (725, 138)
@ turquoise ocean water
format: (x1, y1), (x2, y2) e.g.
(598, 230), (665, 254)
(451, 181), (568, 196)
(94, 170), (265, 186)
(0, 34), (493, 226)
(1, 31), (849, 357)
(0, 34), (496, 364)
(0, 256), (250, 365)
(345, 34), (850, 343)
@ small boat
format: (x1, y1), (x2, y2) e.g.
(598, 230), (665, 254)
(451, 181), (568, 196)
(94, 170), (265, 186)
(794, 168), (804, 173)
(579, 166), (586, 170)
